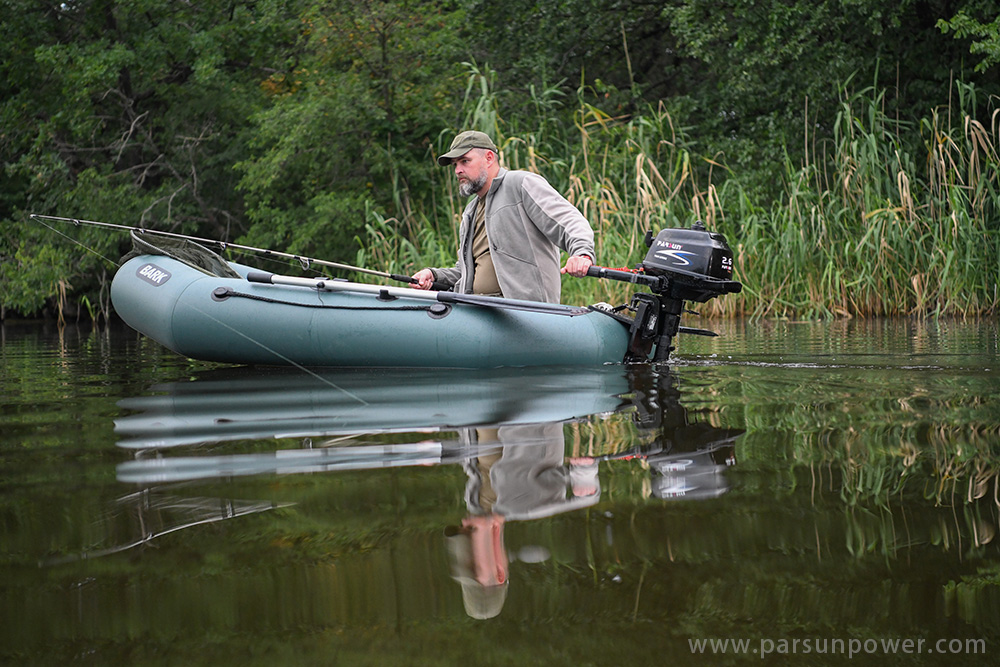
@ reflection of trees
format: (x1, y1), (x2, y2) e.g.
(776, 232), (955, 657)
(495, 469), (1000, 646)
(489, 364), (1000, 640)
(796, 423), (1000, 560)
(838, 426), (1000, 509)
(691, 354), (1000, 564)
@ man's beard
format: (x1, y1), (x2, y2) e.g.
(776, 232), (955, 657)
(458, 170), (488, 197)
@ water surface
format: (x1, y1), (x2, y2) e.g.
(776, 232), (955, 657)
(2, 319), (998, 665)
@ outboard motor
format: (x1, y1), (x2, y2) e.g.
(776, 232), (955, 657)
(588, 221), (742, 362)
(639, 222), (739, 301)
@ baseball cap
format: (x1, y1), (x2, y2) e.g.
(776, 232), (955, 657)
(437, 130), (498, 165)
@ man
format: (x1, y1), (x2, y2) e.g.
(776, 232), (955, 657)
(411, 130), (595, 303)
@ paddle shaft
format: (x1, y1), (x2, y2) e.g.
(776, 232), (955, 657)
(29, 213), (417, 284)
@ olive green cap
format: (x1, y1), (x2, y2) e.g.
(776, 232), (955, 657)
(437, 130), (498, 165)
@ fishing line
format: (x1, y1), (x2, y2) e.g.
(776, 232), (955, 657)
(31, 216), (120, 267)
(227, 248), (327, 277)
(175, 299), (370, 406)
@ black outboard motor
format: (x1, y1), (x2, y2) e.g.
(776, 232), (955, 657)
(588, 221), (742, 362)
(639, 222), (739, 301)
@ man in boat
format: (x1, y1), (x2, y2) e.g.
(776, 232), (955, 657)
(411, 130), (595, 303)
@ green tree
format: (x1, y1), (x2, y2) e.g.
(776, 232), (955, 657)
(235, 0), (466, 263)
(465, 0), (998, 201)
(1, 0), (301, 316)
(938, 8), (1000, 73)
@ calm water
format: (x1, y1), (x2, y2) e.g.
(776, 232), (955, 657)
(2, 318), (999, 665)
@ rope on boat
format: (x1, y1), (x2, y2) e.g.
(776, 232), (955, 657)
(214, 287), (433, 312)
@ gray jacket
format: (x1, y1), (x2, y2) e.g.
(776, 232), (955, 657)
(430, 168), (595, 303)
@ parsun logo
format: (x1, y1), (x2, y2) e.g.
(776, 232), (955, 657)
(653, 242), (694, 266)
(137, 263), (171, 286)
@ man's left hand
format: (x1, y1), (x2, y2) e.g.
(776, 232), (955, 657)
(561, 254), (593, 277)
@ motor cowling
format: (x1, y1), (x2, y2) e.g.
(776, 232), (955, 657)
(639, 221), (741, 303)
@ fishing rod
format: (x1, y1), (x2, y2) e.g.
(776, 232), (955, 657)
(28, 213), (419, 285)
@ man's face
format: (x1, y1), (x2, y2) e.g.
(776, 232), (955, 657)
(453, 149), (490, 197)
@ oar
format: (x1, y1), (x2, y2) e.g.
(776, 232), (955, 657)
(117, 435), (586, 484)
(29, 213), (417, 284)
(245, 270), (593, 317)
(117, 442), (453, 483)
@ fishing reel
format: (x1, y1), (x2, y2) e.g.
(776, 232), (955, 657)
(588, 221), (742, 362)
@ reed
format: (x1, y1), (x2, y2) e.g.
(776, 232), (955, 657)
(369, 74), (999, 319)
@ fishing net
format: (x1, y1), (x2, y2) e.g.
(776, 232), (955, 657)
(120, 230), (242, 279)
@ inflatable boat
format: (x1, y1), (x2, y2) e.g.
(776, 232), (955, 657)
(110, 224), (741, 368)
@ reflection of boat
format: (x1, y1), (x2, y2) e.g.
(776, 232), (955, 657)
(114, 366), (632, 450)
(115, 366), (742, 501)
(104, 365), (743, 566)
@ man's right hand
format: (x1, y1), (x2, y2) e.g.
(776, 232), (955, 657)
(411, 268), (435, 290)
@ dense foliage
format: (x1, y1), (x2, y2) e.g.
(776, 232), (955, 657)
(1, 0), (998, 319)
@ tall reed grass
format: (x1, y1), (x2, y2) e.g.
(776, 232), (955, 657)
(369, 67), (999, 319)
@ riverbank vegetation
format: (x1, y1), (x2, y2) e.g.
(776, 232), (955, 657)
(1, 1), (998, 320)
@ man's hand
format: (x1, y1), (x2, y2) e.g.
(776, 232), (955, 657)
(411, 268), (435, 290)
(561, 254), (593, 277)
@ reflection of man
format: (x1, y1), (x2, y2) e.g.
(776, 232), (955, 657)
(445, 424), (600, 619)
(465, 424), (599, 519)
(445, 514), (508, 620)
